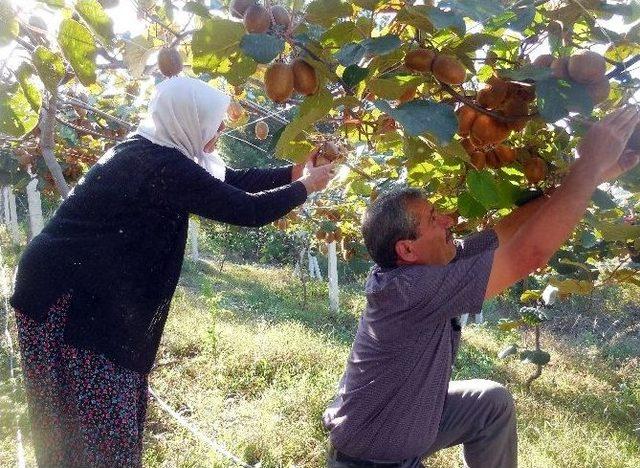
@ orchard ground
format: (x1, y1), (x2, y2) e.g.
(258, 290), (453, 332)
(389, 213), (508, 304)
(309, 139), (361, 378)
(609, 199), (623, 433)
(0, 231), (639, 467)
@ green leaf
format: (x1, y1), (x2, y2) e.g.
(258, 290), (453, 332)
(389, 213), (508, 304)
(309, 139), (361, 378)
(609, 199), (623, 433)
(607, 269), (640, 287)
(453, 33), (498, 54)
(123, 35), (154, 79)
(0, 83), (40, 137)
(224, 52), (257, 86)
(507, 6), (535, 32)
(32, 46), (66, 92)
(498, 319), (524, 331)
(514, 188), (543, 206)
(374, 99), (458, 144)
(183, 1), (211, 18)
(0, 0), (18, 46)
(595, 222), (640, 241)
(334, 42), (366, 66)
(404, 137), (434, 167)
(342, 65), (368, 88)
(498, 344), (519, 358)
(320, 21), (361, 48)
(58, 19), (98, 86)
(240, 34), (284, 64)
(580, 230), (598, 248)
(549, 278), (594, 296)
(192, 18), (245, 74)
(520, 350), (551, 365)
(346, 179), (372, 196)
(76, 0), (114, 42)
(351, 0), (384, 10)
(437, 138), (469, 163)
(495, 177), (520, 209)
(275, 89), (333, 161)
(306, 0), (353, 28)
(362, 35), (401, 55)
(466, 170), (500, 209)
(395, 6), (435, 33)
(442, 0), (503, 22)
(367, 75), (423, 100)
(457, 191), (486, 218)
(500, 64), (552, 81)
(536, 78), (592, 123)
(557, 258), (596, 276)
(605, 41), (640, 64)
(520, 290), (541, 303)
(16, 63), (41, 112)
(591, 188), (617, 210)
(407, 162), (435, 185)
(420, 6), (466, 35)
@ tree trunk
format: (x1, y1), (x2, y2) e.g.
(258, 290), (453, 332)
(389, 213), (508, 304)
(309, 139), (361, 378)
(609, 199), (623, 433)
(39, 94), (70, 199)
(328, 241), (339, 312)
(2, 186), (10, 225)
(188, 218), (199, 261)
(26, 177), (44, 239)
(308, 249), (322, 279)
(5, 187), (20, 244)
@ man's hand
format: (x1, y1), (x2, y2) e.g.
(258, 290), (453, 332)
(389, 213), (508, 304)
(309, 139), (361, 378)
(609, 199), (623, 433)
(576, 106), (640, 179)
(485, 106), (640, 299)
(599, 149), (640, 183)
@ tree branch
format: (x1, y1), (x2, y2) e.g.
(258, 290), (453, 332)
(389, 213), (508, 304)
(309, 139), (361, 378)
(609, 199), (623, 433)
(39, 95), (71, 198)
(606, 54), (640, 79)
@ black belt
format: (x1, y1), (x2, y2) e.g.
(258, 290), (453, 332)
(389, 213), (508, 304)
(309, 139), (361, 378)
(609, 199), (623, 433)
(328, 445), (406, 467)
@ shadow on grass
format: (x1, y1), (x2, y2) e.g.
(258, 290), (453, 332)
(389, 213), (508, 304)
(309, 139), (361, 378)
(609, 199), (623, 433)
(465, 333), (640, 442)
(180, 260), (360, 345)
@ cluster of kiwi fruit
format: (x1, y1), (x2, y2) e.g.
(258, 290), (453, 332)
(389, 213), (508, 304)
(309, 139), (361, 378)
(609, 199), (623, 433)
(230, 0), (291, 33)
(229, 1), (318, 104)
(404, 48), (467, 85)
(457, 75), (547, 184)
(263, 59), (319, 103)
(534, 50), (610, 105)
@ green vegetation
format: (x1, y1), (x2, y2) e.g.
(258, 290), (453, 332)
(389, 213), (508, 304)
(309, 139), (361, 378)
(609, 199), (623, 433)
(1, 247), (639, 467)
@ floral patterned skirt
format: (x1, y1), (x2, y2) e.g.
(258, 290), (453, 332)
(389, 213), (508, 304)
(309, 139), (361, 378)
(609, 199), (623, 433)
(15, 293), (149, 468)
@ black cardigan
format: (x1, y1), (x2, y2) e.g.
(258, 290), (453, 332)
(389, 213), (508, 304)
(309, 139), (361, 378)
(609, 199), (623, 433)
(10, 136), (307, 373)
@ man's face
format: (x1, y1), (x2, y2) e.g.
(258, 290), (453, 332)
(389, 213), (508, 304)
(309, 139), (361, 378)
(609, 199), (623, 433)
(396, 199), (457, 266)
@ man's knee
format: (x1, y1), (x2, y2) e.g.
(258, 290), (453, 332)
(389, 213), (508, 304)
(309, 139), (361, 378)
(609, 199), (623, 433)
(475, 379), (515, 415)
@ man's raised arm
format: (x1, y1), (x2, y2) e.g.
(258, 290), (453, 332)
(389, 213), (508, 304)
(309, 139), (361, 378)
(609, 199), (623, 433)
(485, 107), (640, 298)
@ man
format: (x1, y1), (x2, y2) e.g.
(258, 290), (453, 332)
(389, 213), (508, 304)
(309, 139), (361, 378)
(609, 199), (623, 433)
(323, 107), (640, 467)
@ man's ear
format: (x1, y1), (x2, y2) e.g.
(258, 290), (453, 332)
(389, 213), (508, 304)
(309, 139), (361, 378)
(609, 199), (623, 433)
(395, 239), (416, 264)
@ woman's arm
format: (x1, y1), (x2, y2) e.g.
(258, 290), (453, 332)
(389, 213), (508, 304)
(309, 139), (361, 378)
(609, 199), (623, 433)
(224, 146), (318, 192)
(224, 165), (294, 193)
(152, 151), (335, 227)
(154, 155), (306, 227)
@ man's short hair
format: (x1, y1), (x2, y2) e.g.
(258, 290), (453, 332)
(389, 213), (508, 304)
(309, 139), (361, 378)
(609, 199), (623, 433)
(361, 188), (427, 268)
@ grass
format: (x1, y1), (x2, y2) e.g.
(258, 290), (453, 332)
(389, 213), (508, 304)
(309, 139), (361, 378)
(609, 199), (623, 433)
(1, 253), (639, 467)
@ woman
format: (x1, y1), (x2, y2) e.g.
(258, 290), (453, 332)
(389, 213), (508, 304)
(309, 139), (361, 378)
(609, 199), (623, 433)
(10, 76), (335, 467)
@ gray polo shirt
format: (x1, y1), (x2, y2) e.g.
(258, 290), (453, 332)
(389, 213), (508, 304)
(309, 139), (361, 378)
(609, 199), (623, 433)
(323, 230), (499, 461)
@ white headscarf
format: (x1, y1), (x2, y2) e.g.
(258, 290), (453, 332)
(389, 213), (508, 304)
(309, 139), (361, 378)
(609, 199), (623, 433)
(136, 77), (231, 181)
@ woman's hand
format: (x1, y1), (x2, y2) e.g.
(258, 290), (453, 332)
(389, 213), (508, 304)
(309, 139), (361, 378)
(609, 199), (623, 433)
(299, 161), (336, 194)
(291, 146), (321, 181)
